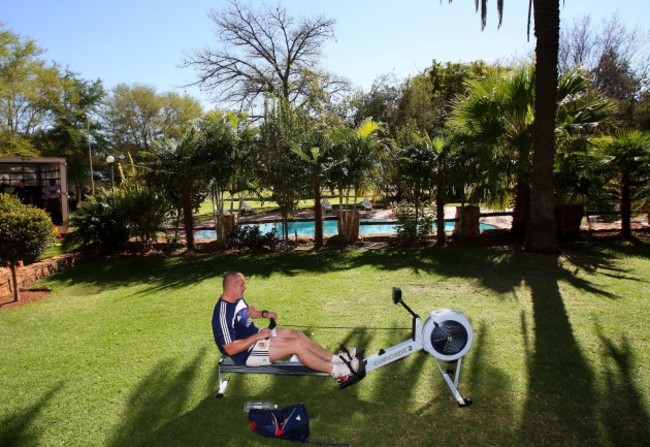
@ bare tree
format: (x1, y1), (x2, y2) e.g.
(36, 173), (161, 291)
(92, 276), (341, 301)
(185, 0), (347, 112)
(559, 15), (597, 73)
(560, 14), (650, 91)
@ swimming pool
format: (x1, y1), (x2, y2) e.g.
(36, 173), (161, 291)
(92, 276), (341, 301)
(194, 219), (495, 239)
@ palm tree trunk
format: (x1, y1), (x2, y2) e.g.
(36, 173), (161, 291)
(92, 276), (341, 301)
(512, 179), (531, 236)
(524, 0), (560, 254)
(314, 182), (324, 249)
(621, 167), (632, 239)
(436, 180), (446, 246)
(174, 206), (181, 242)
(212, 185), (227, 242)
(181, 186), (195, 251)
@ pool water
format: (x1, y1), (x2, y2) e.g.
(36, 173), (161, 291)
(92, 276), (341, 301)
(194, 219), (495, 239)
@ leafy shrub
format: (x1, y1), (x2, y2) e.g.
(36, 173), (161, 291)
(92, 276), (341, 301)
(324, 234), (347, 248)
(62, 189), (130, 253)
(0, 193), (56, 265)
(0, 193), (56, 301)
(63, 184), (172, 253)
(232, 224), (278, 251)
(116, 182), (172, 249)
(395, 206), (434, 246)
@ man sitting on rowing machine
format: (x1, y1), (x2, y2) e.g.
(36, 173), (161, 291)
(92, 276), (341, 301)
(212, 271), (362, 387)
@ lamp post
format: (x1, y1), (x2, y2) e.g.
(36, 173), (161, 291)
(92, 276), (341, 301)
(106, 155), (115, 191)
(87, 117), (95, 194)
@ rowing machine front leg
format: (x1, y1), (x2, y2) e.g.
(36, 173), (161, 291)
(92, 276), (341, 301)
(217, 358), (229, 398)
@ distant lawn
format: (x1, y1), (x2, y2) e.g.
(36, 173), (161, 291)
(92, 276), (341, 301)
(1, 240), (649, 446)
(195, 194), (391, 221)
(37, 242), (65, 261)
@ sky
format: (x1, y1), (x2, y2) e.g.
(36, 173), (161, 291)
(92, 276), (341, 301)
(3, 0), (649, 109)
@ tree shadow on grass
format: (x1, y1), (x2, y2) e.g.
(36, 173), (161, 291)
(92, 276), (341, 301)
(48, 242), (643, 303)
(597, 328), (650, 446)
(107, 348), (208, 447)
(411, 245), (646, 446)
(0, 383), (62, 447)
(516, 256), (599, 446)
(47, 241), (650, 446)
(48, 248), (445, 298)
(105, 321), (513, 446)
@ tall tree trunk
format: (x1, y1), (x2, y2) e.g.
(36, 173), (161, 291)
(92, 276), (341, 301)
(435, 180), (446, 246)
(10, 262), (20, 303)
(512, 179), (531, 237)
(524, 0), (560, 254)
(174, 207), (181, 242)
(181, 186), (195, 251)
(621, 167), (632, 239)
(314, 183), (324, 249)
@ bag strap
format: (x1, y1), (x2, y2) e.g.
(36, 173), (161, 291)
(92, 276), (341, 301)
(305, 440), (351, 447)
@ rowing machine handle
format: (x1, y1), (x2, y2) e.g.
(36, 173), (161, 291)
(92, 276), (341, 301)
(268, 318), (277, 337)
(392, 287), (402, 304)
(392, 287), (420, 320)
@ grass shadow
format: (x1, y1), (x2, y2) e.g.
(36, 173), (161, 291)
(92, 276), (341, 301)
(517, 255), (598, 446)
(0, 383), (63, 447)
(107, 348), (208, 447)
(37, 240), (650, 446)
(597, 328), (650, 446)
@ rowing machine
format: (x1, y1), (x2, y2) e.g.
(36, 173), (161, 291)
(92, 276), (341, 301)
(359, 287), (474, 406)
(217, 288), (473, 406)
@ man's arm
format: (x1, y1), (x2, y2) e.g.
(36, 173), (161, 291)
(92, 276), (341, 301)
(249, 305), (278, 320)
(222, 328), (271, 356)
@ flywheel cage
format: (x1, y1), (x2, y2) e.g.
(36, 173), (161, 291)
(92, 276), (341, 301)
(422, 309), (474, 361)
(430, 321), (469, 356)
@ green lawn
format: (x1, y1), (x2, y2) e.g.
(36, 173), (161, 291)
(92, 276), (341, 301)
(195, 194), (391, 220)
(1, 240), (649, 446)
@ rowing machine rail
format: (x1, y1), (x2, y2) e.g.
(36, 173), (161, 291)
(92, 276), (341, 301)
(217, 358), (328, 398)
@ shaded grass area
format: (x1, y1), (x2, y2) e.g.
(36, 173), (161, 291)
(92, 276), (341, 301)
(1, 240), (649, 446)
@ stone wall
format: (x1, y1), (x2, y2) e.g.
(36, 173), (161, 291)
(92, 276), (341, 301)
(0, 252), (86, 298)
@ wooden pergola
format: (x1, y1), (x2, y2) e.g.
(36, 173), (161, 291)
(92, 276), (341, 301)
(0, 157), (69, 228)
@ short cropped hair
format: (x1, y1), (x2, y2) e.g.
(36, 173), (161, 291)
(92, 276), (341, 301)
(222, 271), (243, 289)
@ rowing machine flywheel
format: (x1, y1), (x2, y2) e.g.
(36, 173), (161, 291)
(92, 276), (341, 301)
(421, 309), (474, 361)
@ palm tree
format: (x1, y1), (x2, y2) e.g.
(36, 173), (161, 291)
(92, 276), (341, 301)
(431, 134), (463, 246)
(329, 119), (383, 243)
(452, 65), (535, 236)
(553, 70), (616, 208)
(452, 65), (612, 237)
(447, 0), (561, 253)
(525, 0), (561, 252)
(145, 114), (236, 251)
(200, 111), (247, 242)
(601, 130), (650, 239)
(144, 128), (209, 251)
(292, 123), (339, 249)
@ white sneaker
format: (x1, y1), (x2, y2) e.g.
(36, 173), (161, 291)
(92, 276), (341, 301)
(331, 357), (360, 381)
(332, 347), (357, 364)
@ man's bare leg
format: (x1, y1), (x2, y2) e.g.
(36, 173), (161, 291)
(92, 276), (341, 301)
(274, 328), (336, 363)
(268, 337), (334, 374)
